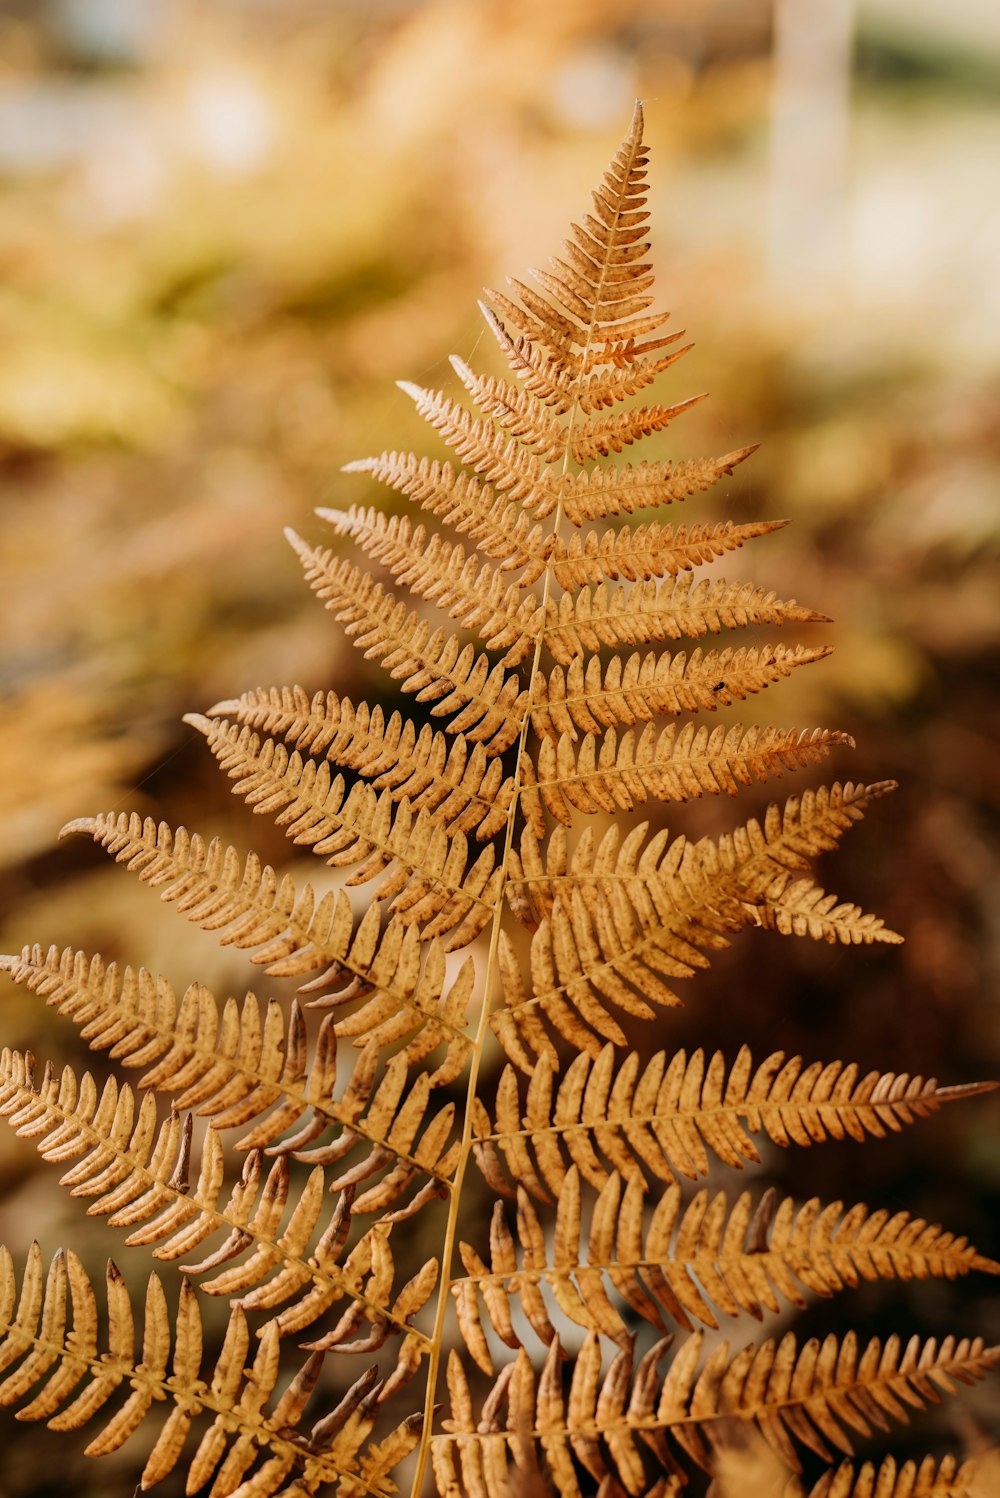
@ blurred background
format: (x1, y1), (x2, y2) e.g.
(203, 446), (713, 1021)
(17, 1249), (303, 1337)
(0, 1), (998, 1494)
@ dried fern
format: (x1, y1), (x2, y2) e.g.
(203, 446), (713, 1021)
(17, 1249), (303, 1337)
(0, 104), (995, 1498)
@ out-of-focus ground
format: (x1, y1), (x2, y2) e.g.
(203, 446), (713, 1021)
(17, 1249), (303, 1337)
(0, 2), (998, 1495)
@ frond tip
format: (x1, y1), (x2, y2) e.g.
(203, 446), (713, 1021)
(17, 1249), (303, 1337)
(472, 1042), (997, 1197)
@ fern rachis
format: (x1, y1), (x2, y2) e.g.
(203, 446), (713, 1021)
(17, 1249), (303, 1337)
(0, 104), (996, 1498)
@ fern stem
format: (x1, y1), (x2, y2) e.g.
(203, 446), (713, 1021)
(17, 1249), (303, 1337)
(411, 102), (649, 1498)
(410, 429), (568, 1497)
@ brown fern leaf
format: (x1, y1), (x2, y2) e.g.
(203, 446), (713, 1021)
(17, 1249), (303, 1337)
(482, 118), (667, 371)
(480, 296), (692, 414)
(709, 1444), (988, 1498)
(435, 1332), (1000, 1492)
(541, 576), (829, 662)
(62, 812), (348, 976)
(447, 357), (569, 461)
(471, 1044), (992, 1199)
(792, 1455), (987, 1498)
(286, 530), (528, 751)
(568, 393), (708, 462)
(560, 447), (759, 524)
(531, 644), (834, 731)
(397, 381), (549, 497)
(1, 103), (994, 1498)
(341, 453), (552, 581)
(0, 1243), (418, 1496)
(317, 504), (539, 662)
(434, 1338), (681, 1498)
(452, 1172), (996, 1366)
(706, 1330), (1000, 1472)
(494, 783), (900, 1065)
(203, 686), (516, 839)
(0, 1049), (443, 1342)
(561, 344), (696, 416)
(62, 809), (484, 987)
(509, 832), (899, 950)
(707, 779), (900, 906)
(0, 939), (473, 1110)
(523, 722), (847, 826)
(549, 517), (787, 590)
(753, 876), (906, 945)
(183, 716), (503, 948)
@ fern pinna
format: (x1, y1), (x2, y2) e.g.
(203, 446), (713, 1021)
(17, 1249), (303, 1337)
(0, 104), (996, 1498)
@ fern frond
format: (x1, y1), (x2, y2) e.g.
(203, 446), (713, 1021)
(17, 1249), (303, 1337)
(477, 301), (578, 410)
(486, 274), (675, 376)
(447, 357), (566, 460)
(505, 819), (663, 929)
(549, 517), (787, 590)
(709, 779), (900, 905)
(559, 447), (759, 525)
(568, 394), (708, 462)
(560, 342), (694, 415)
(532, 645), (832, 728)
(436, 1331), (1000, 1490)
(791, 1455), (987, 1498)
(494, 891), (726, 1063)
(452, 1171), (996, 1368)
(506, 799), (898, 944)
(3, 105), (991, 1498)
(523, 723), (848, 826)
(185, 716), (502, 949)
(502, 784), (892, 958)
(0, 1050), (440, 1342)
(471, 1044), (993, 1199)
(481, 104), (667, 369)
(397, 381), (548, 496)
(556, 779), (897, 934)
(62, 811), (337, 976)
(342, 452), (551, 581)
(530, 176), (657, 331)
(480, 297), (691, 415)
(287, 529), (529, 751)
(0, 1242), (415, 1496)
(497, 795), (872, 1053)
(702, 1329), (1000, 1472)
(434, 1338), (677, 1498)
(506, 286), (675, 365)
(753, 876), (905, 946)
(204, 686), (515, 839)
(496, 783), (897, 1063)
(480, 286), (578, 373)
(0, 941), (470, 1160)
(56, 817), (481, 1078)
(63, 810), (405, 980)
(541, 576), (829, 662)
(317, 505), (539, 663)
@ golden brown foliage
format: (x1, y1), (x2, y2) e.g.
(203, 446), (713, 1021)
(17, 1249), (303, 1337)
(0, 106), (995, 1498)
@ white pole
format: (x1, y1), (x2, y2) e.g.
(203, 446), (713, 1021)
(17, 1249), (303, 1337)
(769, 0), (855, 298)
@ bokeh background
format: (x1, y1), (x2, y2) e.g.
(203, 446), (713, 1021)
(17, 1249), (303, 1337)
(0, 2), (998, 1495)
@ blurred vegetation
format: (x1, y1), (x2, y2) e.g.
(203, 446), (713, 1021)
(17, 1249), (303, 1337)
(0, 2), (997, 1495)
